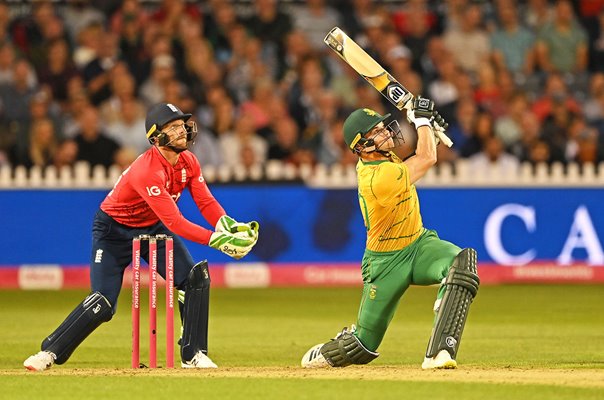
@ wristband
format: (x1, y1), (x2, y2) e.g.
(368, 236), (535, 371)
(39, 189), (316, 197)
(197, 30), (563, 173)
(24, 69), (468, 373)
(413, 117), (431, 129)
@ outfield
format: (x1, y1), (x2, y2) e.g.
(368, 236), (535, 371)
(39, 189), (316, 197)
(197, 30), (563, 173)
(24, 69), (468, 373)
(1, 285), (603, 399)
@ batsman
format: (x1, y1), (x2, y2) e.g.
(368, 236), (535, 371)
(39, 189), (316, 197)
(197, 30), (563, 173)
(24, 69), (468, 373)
(24, 103), (259, 371)
(301, 97), (479, 369)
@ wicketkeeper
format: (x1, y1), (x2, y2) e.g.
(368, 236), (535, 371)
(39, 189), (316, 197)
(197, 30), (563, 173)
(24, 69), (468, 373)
(24, 103), (259, 371)
(301, 97), (479, 369)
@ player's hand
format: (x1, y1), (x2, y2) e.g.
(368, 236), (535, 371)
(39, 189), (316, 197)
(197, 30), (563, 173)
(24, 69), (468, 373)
(209, 230), (256, 259)
(405, 96), (434, 129)
(216, 215), (252, 235)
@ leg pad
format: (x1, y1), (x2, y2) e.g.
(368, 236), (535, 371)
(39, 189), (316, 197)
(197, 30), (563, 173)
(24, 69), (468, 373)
(42, 292), (113, 364)
(425, 248), (479, 359)
(180, 261), (211, 362)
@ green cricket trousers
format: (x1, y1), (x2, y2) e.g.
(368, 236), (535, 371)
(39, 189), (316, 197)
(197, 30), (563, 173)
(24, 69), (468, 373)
(355, 229), (461, 351)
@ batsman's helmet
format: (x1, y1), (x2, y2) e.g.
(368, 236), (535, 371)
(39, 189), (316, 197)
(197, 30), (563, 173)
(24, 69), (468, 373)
(343, 108), (391, 154)
(145, 103), (195, 146)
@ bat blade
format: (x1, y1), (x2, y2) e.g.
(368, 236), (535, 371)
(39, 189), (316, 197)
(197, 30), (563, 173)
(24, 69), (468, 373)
(324, 27), (453, 147)
(324, 27), (413, 110)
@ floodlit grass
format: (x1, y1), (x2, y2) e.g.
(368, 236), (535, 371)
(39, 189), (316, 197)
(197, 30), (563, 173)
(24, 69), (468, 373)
(1, 285), (603, 399)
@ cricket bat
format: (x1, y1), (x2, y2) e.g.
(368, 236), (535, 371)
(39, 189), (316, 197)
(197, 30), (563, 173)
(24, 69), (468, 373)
(324, 27), (453, 147)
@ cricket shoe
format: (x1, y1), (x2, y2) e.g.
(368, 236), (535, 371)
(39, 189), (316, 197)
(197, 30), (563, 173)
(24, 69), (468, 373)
(421, 349), (457, 370)
(23, 350), (56, 371)
(301, 343), (329, 368)
(181, 351), (218, 369)
(301, 325), (357, 368)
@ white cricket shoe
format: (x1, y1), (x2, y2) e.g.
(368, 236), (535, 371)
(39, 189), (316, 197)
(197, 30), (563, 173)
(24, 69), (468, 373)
(301, 343), (329, 368)
(181, 351), (218, 369)
(24, 351), (56, 371)
(421, 349), (457, 370)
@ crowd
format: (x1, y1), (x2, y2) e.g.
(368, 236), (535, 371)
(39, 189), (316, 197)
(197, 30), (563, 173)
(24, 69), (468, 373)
(0, 0), (603, 176)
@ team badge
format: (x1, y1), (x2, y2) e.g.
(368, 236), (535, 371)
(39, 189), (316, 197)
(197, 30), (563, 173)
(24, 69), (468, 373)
(369, 284), (377, 300)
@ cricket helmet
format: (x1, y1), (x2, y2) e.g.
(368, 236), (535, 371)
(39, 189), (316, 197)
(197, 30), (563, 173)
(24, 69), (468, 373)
(343, 108), (391, 154)
(145, 103), (196, 146)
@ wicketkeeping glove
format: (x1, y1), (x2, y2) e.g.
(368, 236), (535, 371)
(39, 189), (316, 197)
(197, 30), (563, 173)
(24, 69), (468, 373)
(209, 230), (256, 259)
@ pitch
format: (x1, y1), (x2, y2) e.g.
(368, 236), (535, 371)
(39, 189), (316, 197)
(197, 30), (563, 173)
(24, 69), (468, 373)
(0, 285), (602, 399)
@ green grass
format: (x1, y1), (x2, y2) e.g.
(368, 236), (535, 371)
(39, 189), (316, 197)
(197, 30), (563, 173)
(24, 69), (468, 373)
(1, 285), (603, 399)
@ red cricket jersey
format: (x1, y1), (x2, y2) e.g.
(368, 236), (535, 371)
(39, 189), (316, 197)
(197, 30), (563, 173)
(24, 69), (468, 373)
(100, 146), (225, 244)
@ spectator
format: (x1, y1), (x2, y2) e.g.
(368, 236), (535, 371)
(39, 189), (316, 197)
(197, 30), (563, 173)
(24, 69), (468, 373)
(244, 0), (292, 79)
(509, 111), (544, 162)
(0, 59), (39, 154)
(98, 71), (144, 125)
(61, 0), (105, 45)
(566, 115), (600, 164)
(290, 0), (341, 53)
(189, 123), (224, 169)
(490, 1), (536, 78)
(72, 22), (102, 69)
(531, 73), (581, 122)
(267, 116), (301, 162)
(288, 56), (326, 138)
(52, 138), (78, 169)
(448, 97), (478, 153)
(443, 3), (491, 77)
(183, 40), (221, 108)
(37, 38), (80, 105)
(588, 9), (604, 73)
(540, 95), (576, 163)
(82, 31), (122, 105)
(468, 135), (520, 171)
(224, 24), (263, 104)
(427, 57), (459, 122)
(139, 54), (177, 107)
(0, 41), (16, 85)
(73, 106), (120, 168)
(115, 0), (149, 85)
(460, 110), (496, 158)
(495, 91), (531, 147)
(204, 1), (240, 64)
(473, 61), (504, 117)
(316, 117), (357, 166)
(16, 118), (58, 168)
(240, 78), (279, 138)
(535, 0), (588, 80)
(219, 110), (268, 168)
(104, 97), (148, 155)
(583, 72), (604, 123)
(150, 0), (201, 38)
(397, 0), (436, 75)
(523, 0), (554, 32)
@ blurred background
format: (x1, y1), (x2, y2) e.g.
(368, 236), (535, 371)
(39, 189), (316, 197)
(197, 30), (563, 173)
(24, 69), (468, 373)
(0, 0), (602, 289)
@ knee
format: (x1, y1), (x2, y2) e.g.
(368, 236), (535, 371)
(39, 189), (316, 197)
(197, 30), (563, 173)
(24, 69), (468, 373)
(186, 261), (210, 290)
(447, 248), (480, 297)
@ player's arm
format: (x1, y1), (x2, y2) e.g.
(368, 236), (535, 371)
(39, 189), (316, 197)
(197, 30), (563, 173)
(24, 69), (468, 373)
(403, 97), (439, 184)
(187, 161), (226, 228)
(132, 169), (214, 244)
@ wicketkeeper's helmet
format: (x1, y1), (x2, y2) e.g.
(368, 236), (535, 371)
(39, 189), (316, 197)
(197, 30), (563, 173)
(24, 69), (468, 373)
(145, 103), (197, 146)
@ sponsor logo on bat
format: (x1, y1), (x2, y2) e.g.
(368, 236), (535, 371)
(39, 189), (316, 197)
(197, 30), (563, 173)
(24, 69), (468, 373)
(387, 84), (407, 104)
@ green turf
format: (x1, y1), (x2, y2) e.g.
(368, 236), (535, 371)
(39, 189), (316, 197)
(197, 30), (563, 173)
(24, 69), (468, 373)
(1, 285), (603, 399)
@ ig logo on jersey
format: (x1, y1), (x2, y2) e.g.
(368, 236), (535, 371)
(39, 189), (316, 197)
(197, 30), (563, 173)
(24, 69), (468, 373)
(146, 186), (161, 196)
